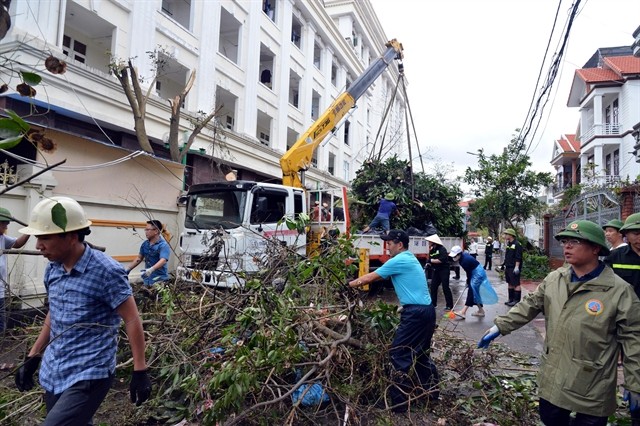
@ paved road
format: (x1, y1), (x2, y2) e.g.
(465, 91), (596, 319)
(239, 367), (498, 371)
(437, 260), (545, 357)
(370, 253), (545, 357)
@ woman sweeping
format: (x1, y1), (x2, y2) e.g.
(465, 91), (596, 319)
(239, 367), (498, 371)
(448, 245), (498, 319)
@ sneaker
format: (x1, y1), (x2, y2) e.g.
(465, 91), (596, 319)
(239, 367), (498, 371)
(506, 300), (518, 307)
(444, 307), (453, 311)
(471, 311), (485, 317)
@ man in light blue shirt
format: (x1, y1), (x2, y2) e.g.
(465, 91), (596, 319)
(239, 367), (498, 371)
(350, 229), (439, 412)
(126, 220), (170, 286)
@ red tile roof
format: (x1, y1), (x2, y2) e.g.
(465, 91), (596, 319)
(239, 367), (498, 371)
(604, 56), (640, 75)
(576, 55), (640, 83)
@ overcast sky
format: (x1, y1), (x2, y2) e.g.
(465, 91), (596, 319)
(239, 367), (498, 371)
(369, 0), (640, 179)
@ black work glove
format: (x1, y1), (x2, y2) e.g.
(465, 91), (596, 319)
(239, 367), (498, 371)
(129, 369), (152, 406)
(15, 356), (41, 392)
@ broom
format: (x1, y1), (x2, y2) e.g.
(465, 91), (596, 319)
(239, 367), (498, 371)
(444, 286), (467, 319)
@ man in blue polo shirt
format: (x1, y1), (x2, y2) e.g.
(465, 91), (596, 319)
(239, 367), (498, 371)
(14, 196), (151, 425)
(126, 219), (170, 286)
(349, 229), (439, 411)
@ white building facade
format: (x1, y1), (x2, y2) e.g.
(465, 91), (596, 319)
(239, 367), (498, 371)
(6, 0), (407, 189)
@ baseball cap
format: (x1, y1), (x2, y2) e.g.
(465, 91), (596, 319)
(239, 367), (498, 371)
(380, 229), (409, 246)
(448, 245), (463, 257)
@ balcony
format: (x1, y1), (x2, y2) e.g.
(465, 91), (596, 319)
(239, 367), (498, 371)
(584, 174), (621, 188)
(553, 182), (574, 197)
(580, 123), (621, 143)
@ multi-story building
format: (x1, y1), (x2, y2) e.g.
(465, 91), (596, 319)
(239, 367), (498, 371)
(4, 0), (406, 189)
(566, 47), (640, 186)
(0, 0), (407, 304)
(550, 133), (580, 200)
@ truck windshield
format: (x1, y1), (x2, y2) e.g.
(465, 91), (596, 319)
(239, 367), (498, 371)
(185, 189), (247, 230)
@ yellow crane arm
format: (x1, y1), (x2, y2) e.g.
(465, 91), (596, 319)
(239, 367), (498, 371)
(280, 39), (404, 188)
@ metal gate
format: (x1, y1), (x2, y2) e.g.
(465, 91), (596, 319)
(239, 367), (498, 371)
(549, 189), (620, 258)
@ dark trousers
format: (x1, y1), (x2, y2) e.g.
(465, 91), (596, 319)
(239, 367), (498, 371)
(484, 254), (492, 270)
(389, 304), (439, 408)
(539, 398), (607, 426)
(44, 374), (114, 426)
(452, 266), (460, 279)
(430, 268), (453, 308)
(505, 267), (521, 288)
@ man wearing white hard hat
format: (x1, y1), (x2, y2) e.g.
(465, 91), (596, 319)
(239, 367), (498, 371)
(14, 197), (152, 425)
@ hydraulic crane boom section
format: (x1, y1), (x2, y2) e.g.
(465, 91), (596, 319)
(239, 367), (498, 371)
(280, 39), (404, 188)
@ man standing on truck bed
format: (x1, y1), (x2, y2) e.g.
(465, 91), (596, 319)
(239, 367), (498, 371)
(349, 230), (439, 412)
(362, 193), (396, 234)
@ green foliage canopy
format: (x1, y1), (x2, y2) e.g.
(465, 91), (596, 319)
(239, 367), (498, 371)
(350, 156), (464, 236)
(464, 132), (554, 234)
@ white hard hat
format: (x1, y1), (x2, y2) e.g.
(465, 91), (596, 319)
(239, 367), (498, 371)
(425, 234), (443, 245)
(19, 196), (92, 236)
(448, 245), (463, 257)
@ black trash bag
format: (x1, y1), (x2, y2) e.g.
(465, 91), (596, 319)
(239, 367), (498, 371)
(406, 226), (427, 236)
(423, 222), (439, 236)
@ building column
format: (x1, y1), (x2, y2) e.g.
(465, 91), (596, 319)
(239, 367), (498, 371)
(593, 94), (603, 135)
(571, 159), (578, 185)
(594, 144), (604, 176)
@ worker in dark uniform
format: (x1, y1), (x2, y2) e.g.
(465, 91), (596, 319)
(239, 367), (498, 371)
(484, 236), (494, 270)
(502, 228), (523, 306)
(605, 213), (640, 299)
(426, 234), (453, 310)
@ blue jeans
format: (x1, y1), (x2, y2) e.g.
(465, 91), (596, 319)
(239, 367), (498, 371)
(389, 304), (439, 409)
(43, 374), (114, 426)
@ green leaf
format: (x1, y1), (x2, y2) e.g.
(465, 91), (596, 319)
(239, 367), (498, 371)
(0, 118), (24, 137)
(4, 109), (30, 132)
(0, 134), (24, 149)
(51, 202), (68, 231)
(20, 71), (42, 86)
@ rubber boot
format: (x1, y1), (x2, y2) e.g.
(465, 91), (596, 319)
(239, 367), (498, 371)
(506, 291), (521, 307)
(504, 288), (514, 306)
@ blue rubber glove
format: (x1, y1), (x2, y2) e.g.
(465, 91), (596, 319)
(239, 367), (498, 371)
(624, 389), (640, 413)
(477, 325), (501, 349)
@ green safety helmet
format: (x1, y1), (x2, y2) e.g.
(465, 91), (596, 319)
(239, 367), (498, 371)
(620, 213), (640, 233)
(602, 219), (624, 231)
(502, 228), (517, 237)
(0, 207), (12, 222)
(555, 220), (609, 256)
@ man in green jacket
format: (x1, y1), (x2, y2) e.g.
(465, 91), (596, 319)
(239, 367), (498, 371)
(479, 220), (640, 425)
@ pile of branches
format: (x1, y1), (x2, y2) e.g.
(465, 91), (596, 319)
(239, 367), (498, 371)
(0, 233), (547, 425)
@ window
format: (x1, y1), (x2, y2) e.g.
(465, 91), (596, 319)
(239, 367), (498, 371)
(311, 90), (320, 120)
(263, 0), (275, 21)
(328, 153), (335, 175)
(343, 160), (350, 181)
(63, 35), (87, 63)
(613, 149), (620, 175)
(344, 120), (350, 146)
(291, 15), (302, 49)
(259, 43), (275, 89)
(218, 8), (240, 64)
(161, 0), (192, 29)
(331, 61), (337, 87)
(605, 153), (611, 175)
(250, 190), (287, 224)
(313, 40), (322, 69)
(259, 132), (270, 146)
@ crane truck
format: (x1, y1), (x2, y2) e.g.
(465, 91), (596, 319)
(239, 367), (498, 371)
(177, 40), (404, 288)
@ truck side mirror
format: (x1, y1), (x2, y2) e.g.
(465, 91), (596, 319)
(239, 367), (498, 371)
(177, 195), (188, 205)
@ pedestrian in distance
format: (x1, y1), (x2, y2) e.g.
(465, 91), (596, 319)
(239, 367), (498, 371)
(483, 236), (493, 270)
(603, 218), (627, 251)
(14, 197), (151, 425)
(0, 207), (30, 332)
(478, 219), (640, 426)
(361, 193), (397, 234)
(468, 238), (478, 259)
(426, 234), (453, 310)
(349, 230), (439, 412)
(605, 212), (640, 299)
(126, 219), (171, 286)
(492, 238), (500, 257)
(448, 245), (498, 319)
(502, 228), (523, 306)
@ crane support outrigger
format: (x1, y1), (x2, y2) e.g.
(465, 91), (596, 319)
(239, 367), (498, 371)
(280, 39), (404, 189)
